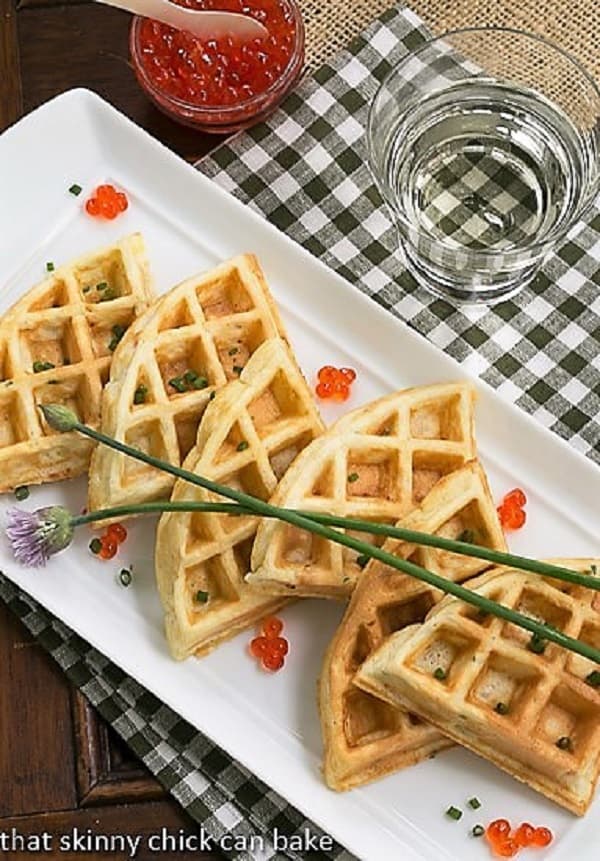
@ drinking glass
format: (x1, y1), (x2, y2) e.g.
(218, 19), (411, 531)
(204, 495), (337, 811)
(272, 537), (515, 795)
(367, 28), (600, 303)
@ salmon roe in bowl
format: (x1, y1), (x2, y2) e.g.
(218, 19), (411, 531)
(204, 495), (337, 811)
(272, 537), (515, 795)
(130, 0), (305, 132)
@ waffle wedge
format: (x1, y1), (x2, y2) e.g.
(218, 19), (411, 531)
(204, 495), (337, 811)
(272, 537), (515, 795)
(155, 337), (324, 659)
(0, 234), (154, 492)
(320, 461), (507, 791)
(248, 382), (476, 599)
(356, 561), (600, 815)
(88, 254), (287, 513)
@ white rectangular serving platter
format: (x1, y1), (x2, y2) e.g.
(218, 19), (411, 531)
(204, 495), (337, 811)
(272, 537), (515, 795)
(1, 89), (599, 861)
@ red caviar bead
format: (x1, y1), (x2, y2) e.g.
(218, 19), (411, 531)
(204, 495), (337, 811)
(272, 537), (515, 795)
(339, 367), (356, 382)
(493, 839), (519, 858)
(504, 488), (526, 508)
(107, 523), (127, 544)
(532, 827), (553, 847)
(486, 820), (511, 843)
(262, 617), (283, 639)
(262, 651), (285, 672)
(270, 637), (289, 656)
(514, 823), (535, 847)
(97, 184), (116, 200)
(318, 366), (337, 383)
(316, 381), (333, 399)
(331, 380), (350, 401)
(500, 505), (526, 530)
(85, 197), (100, 216)
(99, 536), (118, 560)
(250, 636), (269, 658)
(116, 192), (128, 212)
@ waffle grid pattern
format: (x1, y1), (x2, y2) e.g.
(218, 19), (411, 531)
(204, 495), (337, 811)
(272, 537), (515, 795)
(321, 463), (507, 790)
(0, 233), (153, 491)
(249, 383), (475, 597)
(156, 338), (324, 659)
(357, 564), (600, 813)
(89, 254), (286, 511)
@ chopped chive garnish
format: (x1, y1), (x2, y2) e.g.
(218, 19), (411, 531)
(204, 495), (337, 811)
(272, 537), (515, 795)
(192, 376), (208, 390)
(14, 485), (29, 501)
(495, 702), (509, 715)
(342, 576), (350, 583)
(33, 360), (55, 373)
(232, 365), (243, 374)
(119, 568), (132, 587)
(585, 670), (600, 687)
(108, 324), (127, 352)
(169, 377), (187, 393)
(69, 183), (82, 196)
(228, 347), (239, 355)
(99, 287), (117, 301)
(195, 590), (209, 603)
(458, 529), (475, 543)
(468, 797), (481, 810)
(528, 633), (547, 654)
(46, 262), (55, 272)
(236, 441), (249, 452)
(471, 825), (485, 838)
(347, 472), (359, 483)
(89, 538), (102, 555)
(183, 370), (198, 384)
(590, 564), (598, 576)
(356, 554), (369, 568)
(83, 285), (92, 293)
(96, 281), (109, 291)
(433, 667), (447, 681)
(209, 391), (216, 400)
(556, 736), (572, 751)
(133, 385), (148, 405)
(445, 806), (462, 821)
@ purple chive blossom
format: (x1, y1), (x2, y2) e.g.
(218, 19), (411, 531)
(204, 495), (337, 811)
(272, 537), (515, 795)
(6, 506), (74, 567)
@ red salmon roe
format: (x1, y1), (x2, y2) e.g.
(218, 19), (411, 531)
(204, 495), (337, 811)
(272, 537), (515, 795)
(315, 365), (357, 402)
(270, 636), (289, 656)
(99, 536), (118, 560)
(262, 651), (285, 672)
(262, 616), (283, 639)
(107, 522), (128, 544)
(250, 635), (270, 657)
(514, 823), (535, 847)
(497, 487), (527, 532)
(85, 184), (128, 220)
(493, 839), (519, 858)
(137, 0), (299, 109)
(531, 827), (553, 847)
(249, 616), (289, 672)
(486, 820), (511, 843)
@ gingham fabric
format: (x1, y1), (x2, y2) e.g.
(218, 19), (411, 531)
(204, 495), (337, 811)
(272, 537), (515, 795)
(2, 4), (600, 860)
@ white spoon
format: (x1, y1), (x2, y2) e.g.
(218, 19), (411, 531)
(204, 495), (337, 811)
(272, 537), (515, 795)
(95, 0), (268, 39)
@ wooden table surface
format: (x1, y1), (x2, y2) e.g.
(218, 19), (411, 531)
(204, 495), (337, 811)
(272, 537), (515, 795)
(1, 2), (228, 858)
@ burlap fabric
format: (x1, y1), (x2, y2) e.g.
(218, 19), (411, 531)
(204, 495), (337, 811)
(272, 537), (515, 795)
(302, 0), (600, 86)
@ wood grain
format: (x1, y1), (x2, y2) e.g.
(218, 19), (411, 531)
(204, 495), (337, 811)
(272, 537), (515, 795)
(1, 4), (229, 855)
(17, 2), (223, 162)
(0, 0), (23, 129)
(0, 604), (77, 816)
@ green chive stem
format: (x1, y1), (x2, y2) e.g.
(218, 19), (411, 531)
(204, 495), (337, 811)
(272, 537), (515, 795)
(58, 414), (600, 667)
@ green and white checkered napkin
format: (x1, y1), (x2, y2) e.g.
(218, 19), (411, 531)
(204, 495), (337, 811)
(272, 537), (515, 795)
(2, 4), (600, 860)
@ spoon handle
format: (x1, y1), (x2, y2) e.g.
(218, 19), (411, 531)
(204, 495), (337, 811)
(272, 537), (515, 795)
(94, 0), (268, 38)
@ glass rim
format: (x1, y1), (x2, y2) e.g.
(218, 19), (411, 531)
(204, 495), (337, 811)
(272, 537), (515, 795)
(367, 25), (600, 261)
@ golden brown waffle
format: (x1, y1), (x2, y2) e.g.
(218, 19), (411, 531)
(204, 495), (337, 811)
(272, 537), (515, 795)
(356, 560), (600, 814)
(0, 234), (154, 492)
(88, 254), (287, 513)
(248, 382), (476, 599)
(155, 337), (324, 660)
(320, 461), (507, 791)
